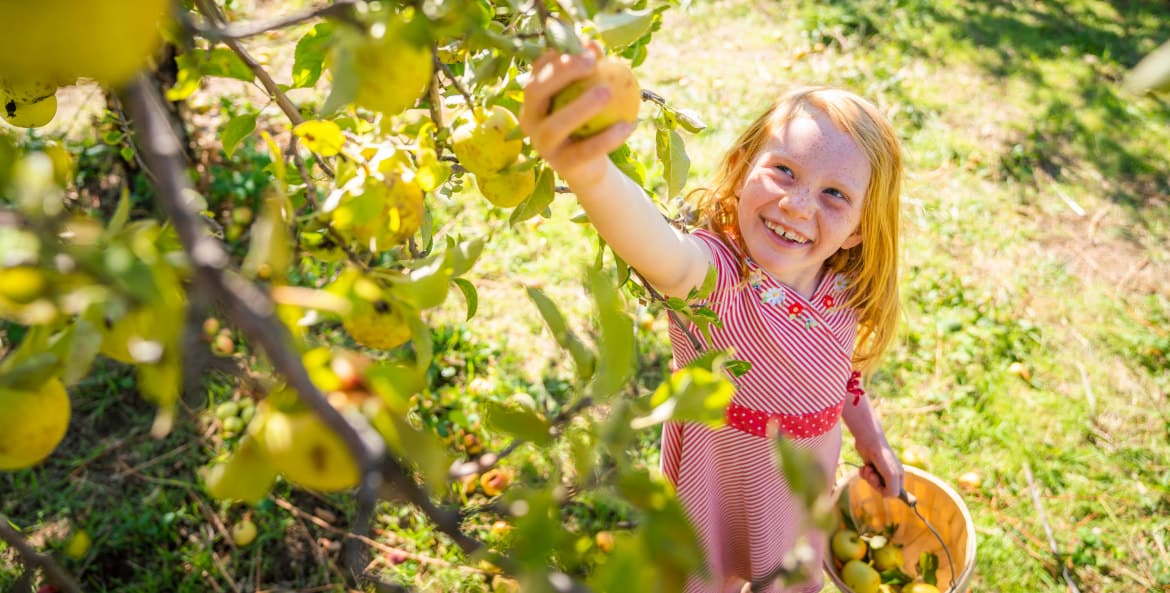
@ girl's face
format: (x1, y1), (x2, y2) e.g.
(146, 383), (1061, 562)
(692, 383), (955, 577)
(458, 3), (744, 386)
(736, 107), (871, 298)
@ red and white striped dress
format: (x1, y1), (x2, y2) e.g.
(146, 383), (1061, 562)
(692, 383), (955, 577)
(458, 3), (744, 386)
(663, 230), (861, 593)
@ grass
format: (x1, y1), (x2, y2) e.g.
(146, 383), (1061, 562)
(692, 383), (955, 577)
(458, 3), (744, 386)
(4, 0), (1170, 592)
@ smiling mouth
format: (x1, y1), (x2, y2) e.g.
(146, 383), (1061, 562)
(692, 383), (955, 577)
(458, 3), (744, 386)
(763, 219), (811, 244)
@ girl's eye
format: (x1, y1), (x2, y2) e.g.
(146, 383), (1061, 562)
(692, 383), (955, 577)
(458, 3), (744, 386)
(775, 165), (793, 177)
(825, 188), (849, 202)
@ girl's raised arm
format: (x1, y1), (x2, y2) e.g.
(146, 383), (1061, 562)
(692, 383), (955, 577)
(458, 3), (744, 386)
(520, 45), (710, 299)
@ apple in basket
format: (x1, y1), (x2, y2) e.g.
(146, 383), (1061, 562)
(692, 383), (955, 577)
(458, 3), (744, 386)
(830, 528), (867, 562)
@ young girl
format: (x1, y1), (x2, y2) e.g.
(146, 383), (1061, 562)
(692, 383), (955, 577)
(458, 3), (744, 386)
(520, 44), (905, 593)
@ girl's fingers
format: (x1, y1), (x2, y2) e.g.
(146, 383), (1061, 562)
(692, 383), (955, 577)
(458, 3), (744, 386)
(555, 121), (634, 162)
(520, 51), (597, 127)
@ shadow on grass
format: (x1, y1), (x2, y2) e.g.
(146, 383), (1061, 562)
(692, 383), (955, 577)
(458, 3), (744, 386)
(807, 0), (1170, 213)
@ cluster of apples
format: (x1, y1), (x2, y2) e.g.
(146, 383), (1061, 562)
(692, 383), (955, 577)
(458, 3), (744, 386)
(830, 527), (942, 593)
(451, 54), (641, 210)
(452, 105), (534, 209)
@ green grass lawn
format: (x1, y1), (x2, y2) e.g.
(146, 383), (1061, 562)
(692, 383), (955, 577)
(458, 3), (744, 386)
(3, 1), (1169, 592)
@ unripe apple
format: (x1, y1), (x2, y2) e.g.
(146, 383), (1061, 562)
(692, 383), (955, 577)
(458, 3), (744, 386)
(63, 529), (90, 559)
(451, 105), (523, 176)
(231, 518), (257, 547)
(550, 56), (641, 139)
(475, 167), (536, 209)
(872, 542), (904, 572)
(903, 583), (942, 593)
(842, 559), (879, 593)
(840, 559), (880, 593)
(830, 528), (867, 563)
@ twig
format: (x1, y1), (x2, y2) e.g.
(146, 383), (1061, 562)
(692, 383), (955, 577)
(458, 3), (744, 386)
(629, 268), (706, 351)
(120, 75), (385, 580)
(434, 56), (475, 111)
(0, 514), (84, 593)
(191, 0), (334, 180)
(192, 1), (358, 41)
(273, 498), (489, 576)
(1023, 462), (1081, 593)
(448, 396), (594, 479)
(640, 88), (667, 107)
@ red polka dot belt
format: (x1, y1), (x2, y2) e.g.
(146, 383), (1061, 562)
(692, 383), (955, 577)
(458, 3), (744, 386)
(724, 401), (844, 439)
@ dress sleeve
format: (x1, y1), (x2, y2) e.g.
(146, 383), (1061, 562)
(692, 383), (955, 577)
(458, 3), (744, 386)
(690, 229), (742, 301)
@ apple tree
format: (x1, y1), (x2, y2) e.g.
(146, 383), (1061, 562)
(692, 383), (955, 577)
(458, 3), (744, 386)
(0, 1), (833, 591)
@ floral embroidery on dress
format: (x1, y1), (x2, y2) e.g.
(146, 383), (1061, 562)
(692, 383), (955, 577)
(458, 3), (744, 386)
(833, 275), (850, 292)
(786, 302), (803, 318)
(760, 287), (785, 306)
(748, 268), (765, 289)
(821, 294), (835, 310)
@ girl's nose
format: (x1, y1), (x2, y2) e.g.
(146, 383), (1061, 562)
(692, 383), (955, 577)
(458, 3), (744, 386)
(779, 188), (814, 219)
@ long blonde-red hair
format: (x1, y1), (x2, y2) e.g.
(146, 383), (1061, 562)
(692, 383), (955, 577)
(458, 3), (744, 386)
(690, 86), (903, 373)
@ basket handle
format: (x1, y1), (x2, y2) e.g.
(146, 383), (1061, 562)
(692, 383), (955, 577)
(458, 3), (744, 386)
(864, 462), (917, 506)
(867, 463), (958, 591)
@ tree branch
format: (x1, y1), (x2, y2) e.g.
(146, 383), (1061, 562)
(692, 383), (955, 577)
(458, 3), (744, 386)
(120, 74), (384, 580)
(0, 514), (84, 593)
(192, 1), (359, 41)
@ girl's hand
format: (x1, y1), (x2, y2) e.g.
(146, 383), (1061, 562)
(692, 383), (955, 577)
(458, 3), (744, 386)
(857, 439), (904, 499)
(519, 41), (635, 189)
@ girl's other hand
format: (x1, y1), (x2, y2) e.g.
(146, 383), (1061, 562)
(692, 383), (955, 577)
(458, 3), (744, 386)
(519, 41), (636, 188)
(858, 441), (904, 499)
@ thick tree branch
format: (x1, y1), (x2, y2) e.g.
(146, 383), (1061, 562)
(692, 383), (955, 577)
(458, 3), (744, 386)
(120, 75), (384, 578)
(0, 515), (84, 593)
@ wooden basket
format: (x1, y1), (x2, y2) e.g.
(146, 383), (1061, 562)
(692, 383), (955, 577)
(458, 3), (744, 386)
(823, 465), (976, 593)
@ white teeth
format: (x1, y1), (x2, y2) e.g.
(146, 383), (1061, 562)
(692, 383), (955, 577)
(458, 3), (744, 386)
(764, 220), (809, 243)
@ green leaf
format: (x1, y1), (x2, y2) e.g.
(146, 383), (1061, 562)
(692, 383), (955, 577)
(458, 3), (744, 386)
(221, 113), (256, 159)
(593, 9), (657, 50)
(545, 18), (584, 54)
(509, 165), (556, 225)
(919, 551), (940, 586)
(452, 278), (478, 320)
(166, 52), (203, 101)
(241, 194), (293, 281)
(293, 120), (345, 157)
(655, 124), (690, 199)
(690, 263), (718, 301)
(448, 235), (484, 276)
(202, 47), (255, 81)
(364, 362), (425, 415)
(632, 364), (734, 429)
(608, 143), (646, 187)
(482, 399), (552, 445)
(526, 286), (596, 382)
(408, 314), (432, 372)
(774, 435), (829, 509)
(51, 319), (100, 386)
(587, 268), (635, 400)
(671, 107), (707, 133)
(292, 22), (334, 88)
(321, 43), (358, 114)
(108, 187), (132, 235)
